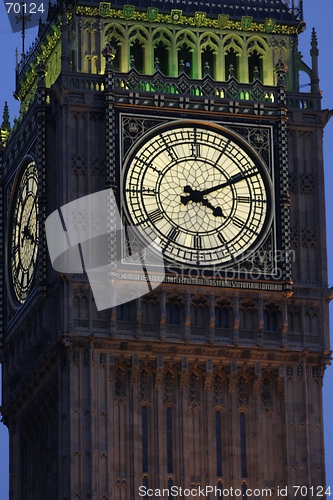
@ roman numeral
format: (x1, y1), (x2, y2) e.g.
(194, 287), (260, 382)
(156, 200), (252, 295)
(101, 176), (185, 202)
(233, 216), (245, 229)
(193, 235), (202, 249)
(190, 143), (201, 157)
(217, 233), (226, 244)
(167, 227), (180, 242)
(149, 208), (163, 224)
(236, 196), (250, 203)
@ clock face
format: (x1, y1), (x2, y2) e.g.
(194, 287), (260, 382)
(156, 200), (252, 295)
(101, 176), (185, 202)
(123, 121), (273, 267)
(8, 161), (39, 304)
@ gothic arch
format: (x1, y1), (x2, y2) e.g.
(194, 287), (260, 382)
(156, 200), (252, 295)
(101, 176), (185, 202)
(176, 30), (197, 77)
(246, 36), (269, 83)
(129, 26), (150, 73)
(246, 36), (268, 57)
(152, 28), (173, 75)
(105, 22), (126, 43)
(215, 298), (232, 330)
(199, 32), (221, 79)
(128, 25), (149, 47)
(222, 35), (243, 80)
(239, 299), (257, 340)
(263, 301), (281, 343)
(141, 293), (160, 332)
(190, 295), (209, 336)
(166, 294), (184, 326)
(152, 27), (173, 49)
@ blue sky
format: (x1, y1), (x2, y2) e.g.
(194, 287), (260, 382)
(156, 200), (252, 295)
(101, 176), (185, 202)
(0, 0), (332, 495)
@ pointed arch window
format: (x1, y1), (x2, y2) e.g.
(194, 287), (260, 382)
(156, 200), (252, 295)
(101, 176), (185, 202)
(248, 51), (263, 82)
(201, 47), (215, 79)
(225, 48), (238, 80)
(130, 40), (145, 73)
(215, 305), (229, 329)
(116, 302), (131, 321)
(178, 45), (193, 77)
(264, 309), (277, 332)
(166, 302), (180, 325)
(154, 41), (169, 75)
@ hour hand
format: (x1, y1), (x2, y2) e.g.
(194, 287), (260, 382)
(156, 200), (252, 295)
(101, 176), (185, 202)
(201, 198), (224, 217)
(180, 185), (201, 205)
(22, 225), (35, 244)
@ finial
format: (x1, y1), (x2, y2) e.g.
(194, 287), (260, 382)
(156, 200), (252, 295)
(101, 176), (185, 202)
(102, 41), (116, 71)
(2, 102), (10, 130)
(275, 56), (288, 86)
(310, 28), (319, 57)
(310, 27), (320, 94)
(1, 102), (11, 147)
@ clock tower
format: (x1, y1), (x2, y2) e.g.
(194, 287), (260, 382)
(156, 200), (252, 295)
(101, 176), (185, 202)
(1, 0), (331, 499)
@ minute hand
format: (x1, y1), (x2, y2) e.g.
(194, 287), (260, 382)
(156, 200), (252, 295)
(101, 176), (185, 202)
(200, 170), (258, 196)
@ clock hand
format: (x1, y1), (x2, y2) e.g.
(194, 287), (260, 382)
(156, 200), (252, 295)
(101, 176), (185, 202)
(201, 198), (224, 217)
(201, 170), (258, 196)
(180, 186), (224, 217)
(180, 170), (258, 205)
(21, 224), (35, 244)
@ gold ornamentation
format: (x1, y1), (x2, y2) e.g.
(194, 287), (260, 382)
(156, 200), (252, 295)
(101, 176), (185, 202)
(218, 14), (229, 29)
(171, 9), (182, 24)
(75, 5), (299, 35)
(194, 11), (206, 26)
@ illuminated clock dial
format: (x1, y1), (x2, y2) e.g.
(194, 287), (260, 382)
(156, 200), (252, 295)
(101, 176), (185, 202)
(8, 161), (39, 304)
(123, 121), (273, 267)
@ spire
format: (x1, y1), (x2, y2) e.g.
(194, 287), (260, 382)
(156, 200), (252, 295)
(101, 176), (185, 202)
(1, 102), (11, 148)
(275, 56), (288, 86)
(2, 102), (10, 130)
(310, 27), (319, 57)
(310, 28), (320, 94)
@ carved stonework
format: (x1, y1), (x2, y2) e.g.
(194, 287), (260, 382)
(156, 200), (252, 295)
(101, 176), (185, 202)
(301, 227), (316, 248)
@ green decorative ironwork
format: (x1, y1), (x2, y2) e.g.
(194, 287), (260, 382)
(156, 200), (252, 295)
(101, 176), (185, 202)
(123, 5), (135, 19)
(194, 12), (206, 27)
(147, 7), (159, 22)
(171, 9), (182, 24)
(265, 18), (276, 33)
(218, 14), (229, 29)
(241, 16), (253, 31)
(99, 2), (111, 17)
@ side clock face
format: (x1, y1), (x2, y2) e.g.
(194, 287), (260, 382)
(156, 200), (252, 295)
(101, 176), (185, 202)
(123, 122), (273, 267)
(8, 161), (39, 304)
